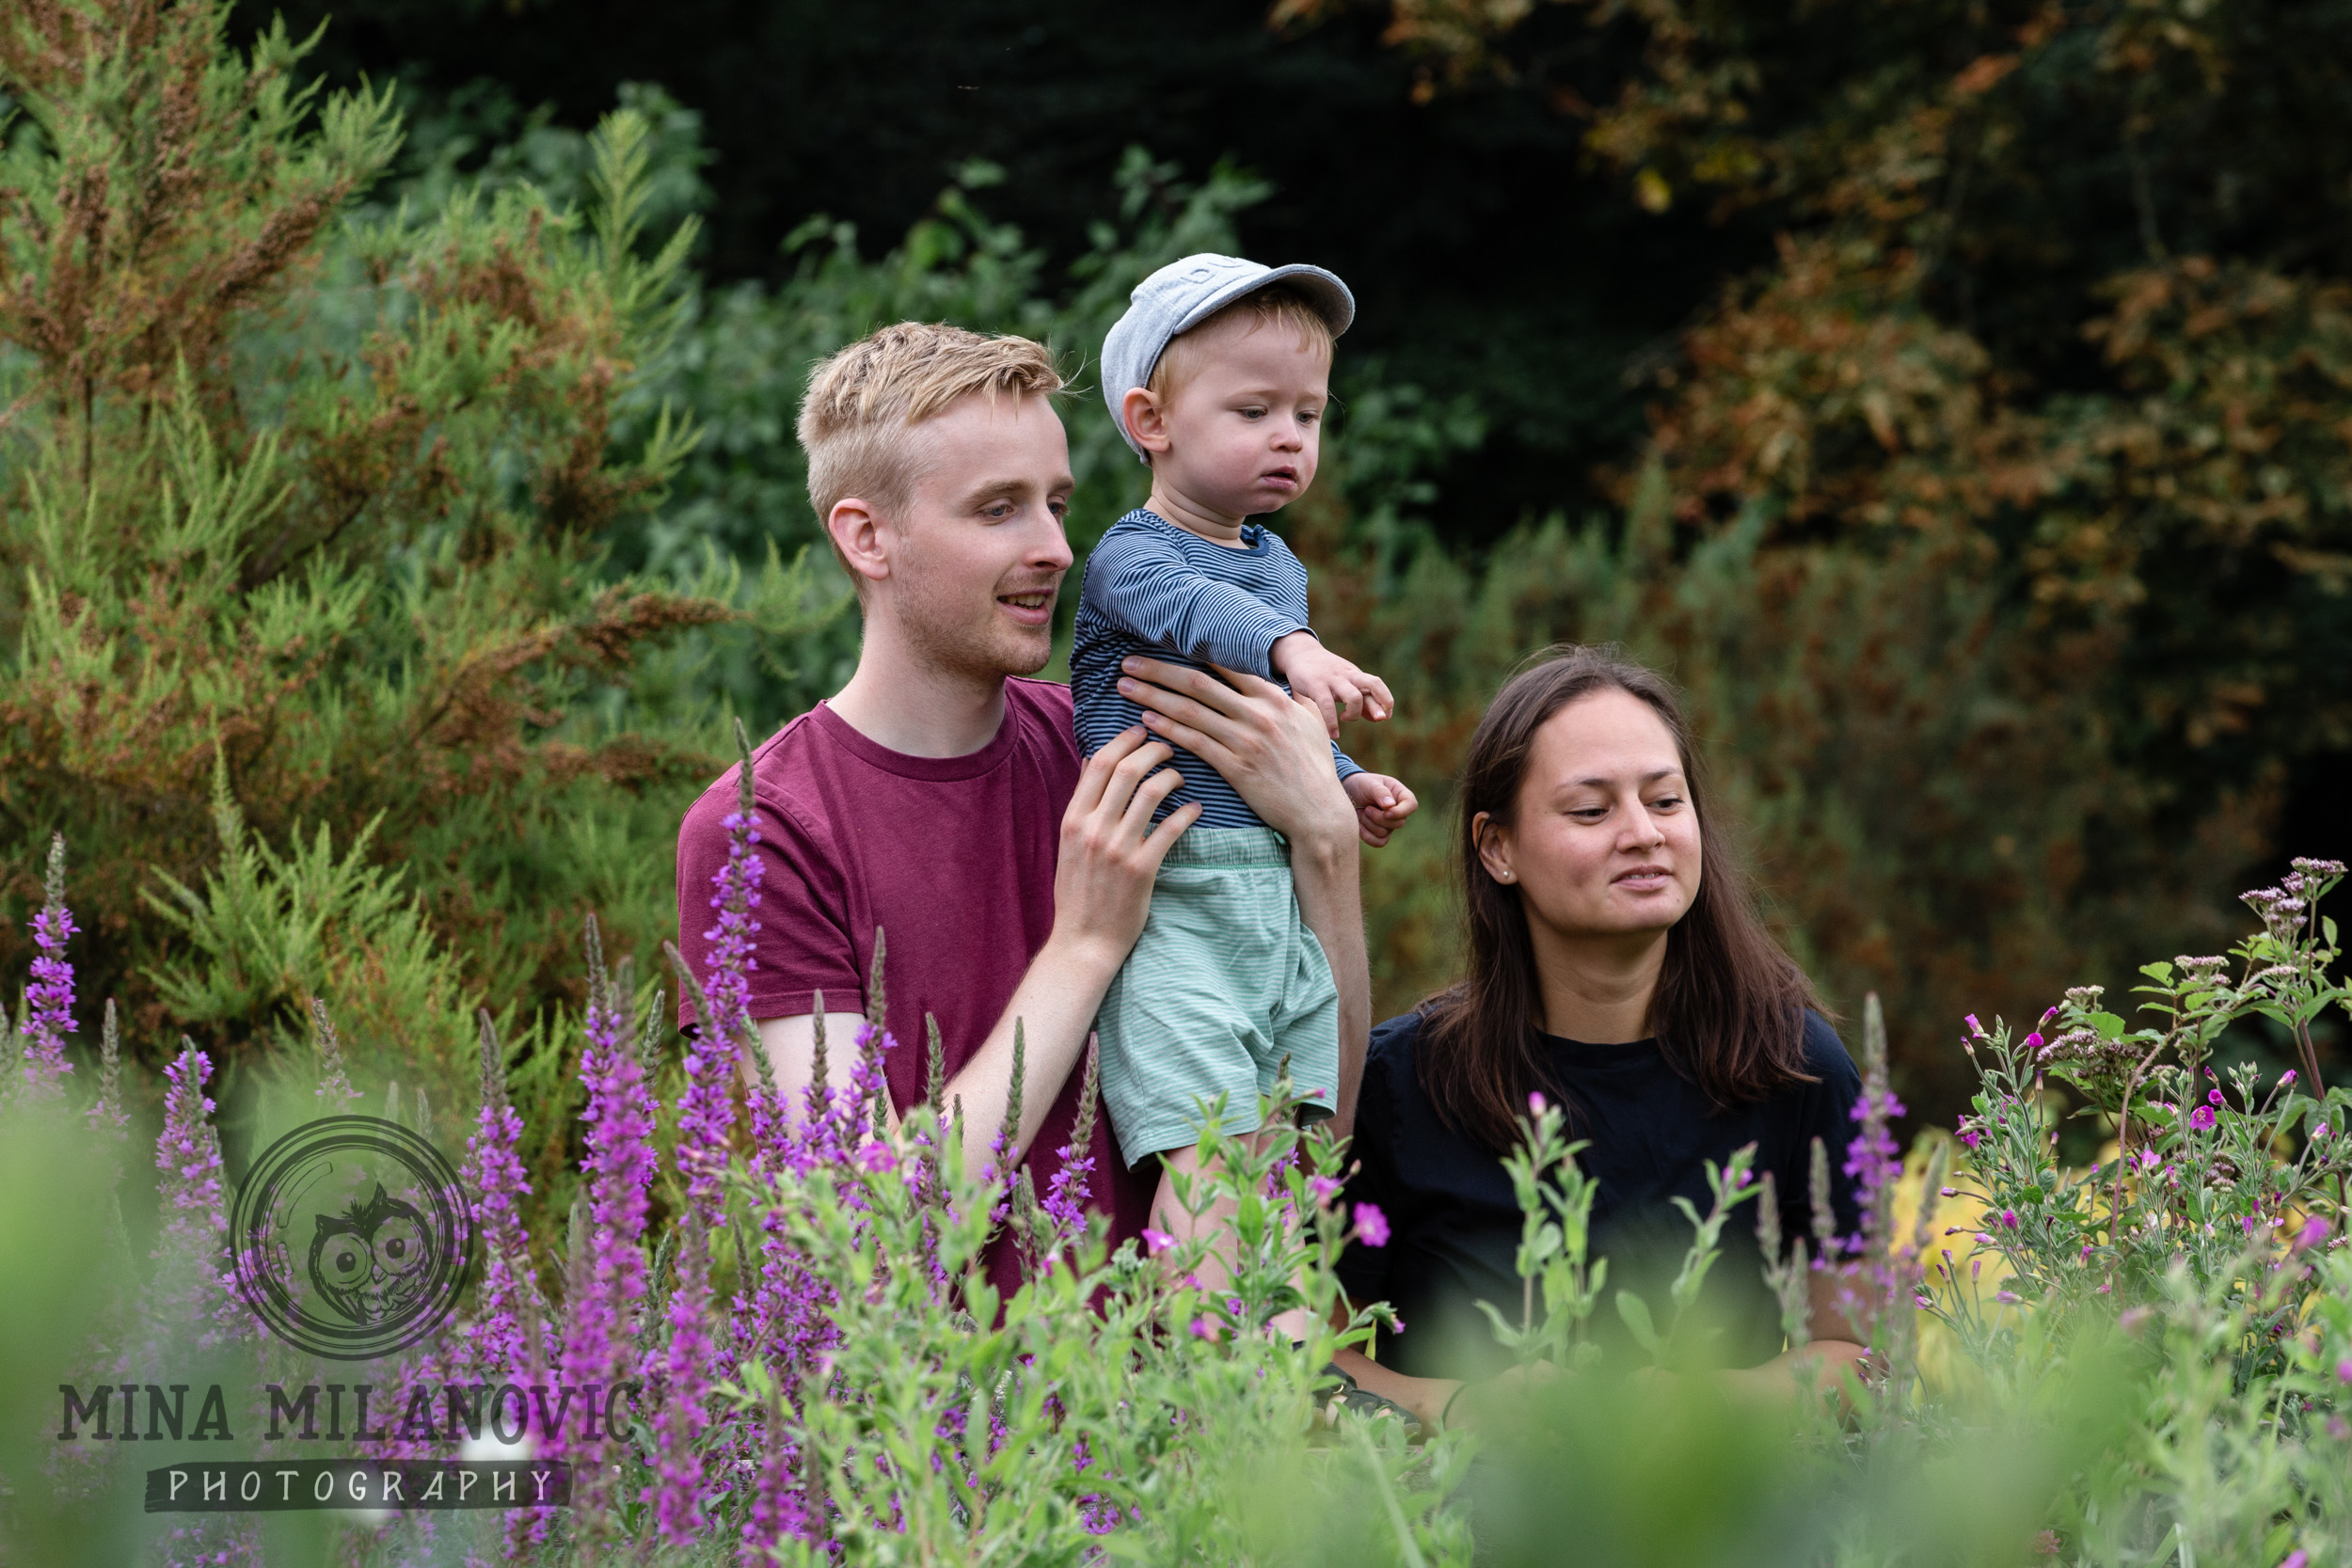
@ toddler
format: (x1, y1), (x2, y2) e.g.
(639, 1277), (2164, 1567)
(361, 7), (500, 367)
(1073, 253), (1418, 1279)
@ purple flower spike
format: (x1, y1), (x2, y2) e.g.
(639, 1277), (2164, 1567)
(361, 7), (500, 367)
(17, 834), (78, 1100)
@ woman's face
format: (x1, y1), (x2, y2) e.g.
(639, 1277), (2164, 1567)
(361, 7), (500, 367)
(1474, 689), (1703, 942)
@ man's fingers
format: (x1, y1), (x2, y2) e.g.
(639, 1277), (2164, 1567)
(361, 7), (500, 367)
(1116, 754), (1187, 834)
(1365, 674), (1395, 720)
(1139, 800), (1202, 869)
(1071, 726), (1152, 817)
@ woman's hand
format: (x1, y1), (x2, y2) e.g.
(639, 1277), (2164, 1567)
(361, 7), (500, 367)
(1115, 656), (1356, 855)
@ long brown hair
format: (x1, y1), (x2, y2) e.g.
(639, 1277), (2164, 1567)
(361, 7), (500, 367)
(1418, 645), (1823, 1153)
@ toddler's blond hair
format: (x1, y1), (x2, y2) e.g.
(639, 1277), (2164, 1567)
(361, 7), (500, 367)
(1146, 285), (1335, 406)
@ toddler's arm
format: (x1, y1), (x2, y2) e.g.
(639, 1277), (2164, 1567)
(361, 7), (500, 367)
(1082, 527), (1305, 677)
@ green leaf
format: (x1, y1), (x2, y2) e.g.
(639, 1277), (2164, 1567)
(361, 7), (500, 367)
(1614, 1290), (1661, 1355)
(2089, 1011), (2126, 1040)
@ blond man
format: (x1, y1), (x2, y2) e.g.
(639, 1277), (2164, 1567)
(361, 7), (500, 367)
(674, 323), (1367, 1298)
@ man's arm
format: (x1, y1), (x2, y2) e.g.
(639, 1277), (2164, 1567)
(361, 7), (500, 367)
(757, 725), (1198, 1166)
(1114, 656), (1370, 1134)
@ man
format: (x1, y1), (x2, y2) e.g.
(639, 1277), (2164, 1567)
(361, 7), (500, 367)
(674, 322), (1368, 1299)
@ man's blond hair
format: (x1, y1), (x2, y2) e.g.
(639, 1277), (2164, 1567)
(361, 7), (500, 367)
(799, 324), (1065, 570)
(1145, 285), (1335, 407)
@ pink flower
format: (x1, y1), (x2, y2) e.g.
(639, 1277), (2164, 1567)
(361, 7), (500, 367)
(2295, 1217), (2332, 1251)
(1964, 1014), (1983, 1036)
(1141, 1227), (1176, 1256)
(1353, 1203), (1391, 1248)
(1913, 1293), (1932, 1309)
(2188, 1104), (2217, 1132)
(1308, 1175), (1341, 1208)
(1994, 1291), (2022, 1305)
(1187, 1317), (1215, 1341)
(2315, 1123), (2333, 1140)
(2208, 1088), (2226, 1107)
(2000, 1210), (2018, 1229)
(1961, 1130), (1981, 1150)
(2281, 1552), (2307, 1568)
(2336, 1358), (2352, 1386)
(2281, 1070), (2297, 1087)
(2022, 1032), (2043, 1052)
(1529, 1092), (1547, 1114)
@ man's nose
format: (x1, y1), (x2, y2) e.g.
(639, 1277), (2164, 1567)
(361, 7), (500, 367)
(1029, 514), (1073, 570)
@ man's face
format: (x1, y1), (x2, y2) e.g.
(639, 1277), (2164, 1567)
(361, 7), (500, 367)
(882, 391), (1076, 680)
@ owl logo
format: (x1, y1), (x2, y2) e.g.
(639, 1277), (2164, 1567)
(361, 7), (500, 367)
(306, 1182), (438, 1326)
(232, 1117), (472, 1357)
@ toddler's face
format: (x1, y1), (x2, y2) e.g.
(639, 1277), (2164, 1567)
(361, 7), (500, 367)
(1154, 313), (1330, 519)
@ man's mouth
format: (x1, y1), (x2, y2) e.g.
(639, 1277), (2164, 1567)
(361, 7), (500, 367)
(997, 590), (1054, 625)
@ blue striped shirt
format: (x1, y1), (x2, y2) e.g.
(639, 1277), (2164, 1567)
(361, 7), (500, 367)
(1072, 508), (1360, 830)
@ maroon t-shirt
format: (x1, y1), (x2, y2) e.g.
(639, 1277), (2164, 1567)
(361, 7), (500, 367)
(674, 677), (1152, 1299)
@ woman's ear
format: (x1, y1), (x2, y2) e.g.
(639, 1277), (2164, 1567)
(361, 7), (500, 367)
(1121, 386), (1173, 456)
(1471, 811), (1517, 886)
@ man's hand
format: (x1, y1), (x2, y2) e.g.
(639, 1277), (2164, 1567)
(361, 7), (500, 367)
(1116, 657), (1357, 851)
(1343, 772), (1419, 847)
(1118, 655), (1370, 1130)
(1270, 631), (1393, 738)
(1050, 725), (1200, 966)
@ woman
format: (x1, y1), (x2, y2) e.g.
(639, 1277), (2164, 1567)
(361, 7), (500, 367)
(1330, 646), (1868, 1431)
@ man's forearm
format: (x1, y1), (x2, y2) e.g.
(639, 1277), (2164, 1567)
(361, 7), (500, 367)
(1291, 829), (1369, 1134)
(941, 928), (1124, 1167)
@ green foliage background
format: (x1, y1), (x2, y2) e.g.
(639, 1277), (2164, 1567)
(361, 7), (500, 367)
(4, 0), (2348, 1178)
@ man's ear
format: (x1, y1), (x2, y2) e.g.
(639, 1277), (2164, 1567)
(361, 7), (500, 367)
(1120, 387), (1173, 457)
(827, 497), (893, 589)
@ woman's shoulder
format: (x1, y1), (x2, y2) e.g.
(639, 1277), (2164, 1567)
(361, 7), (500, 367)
(1798, 1009), (1861, 1093)
(1366, 1008), (1430, 1074)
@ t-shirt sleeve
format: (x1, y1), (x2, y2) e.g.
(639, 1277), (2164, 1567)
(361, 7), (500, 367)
(1079, 526), (1305, 678)
(675, 775), (864, 1029)
(1780, 1012), (1866, 1255)
(1330, 741), (1363, 783)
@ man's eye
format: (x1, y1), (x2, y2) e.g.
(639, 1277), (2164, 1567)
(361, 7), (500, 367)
(984, 502), (1014, 520)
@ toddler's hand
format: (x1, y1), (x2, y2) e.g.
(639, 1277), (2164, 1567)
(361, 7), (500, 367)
(1343, 771), (1419, 847)
(1272, 631), (1393, 738)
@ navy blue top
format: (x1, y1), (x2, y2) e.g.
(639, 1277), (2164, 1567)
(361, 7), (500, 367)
(1337, 1008), (1864, 1381)
(1072, 508), (1360, 829)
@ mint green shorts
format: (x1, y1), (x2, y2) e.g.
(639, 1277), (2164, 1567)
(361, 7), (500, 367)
(1095, 827), (1341, 1168)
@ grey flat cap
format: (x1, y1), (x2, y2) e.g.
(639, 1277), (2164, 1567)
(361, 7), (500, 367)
(1100, 252), (1355, 460)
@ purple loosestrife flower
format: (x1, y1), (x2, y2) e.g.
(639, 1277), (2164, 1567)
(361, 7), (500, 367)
(562, 922), (659, 1529)
(457, 1015), (541, 1386)
(1037, 1038), (1103, 1255)
(17, 834), (76, 1100)
(146, 1043), (248, 1356)
(649, 1218), (719, 1544)
(309, 999), (364, 1116)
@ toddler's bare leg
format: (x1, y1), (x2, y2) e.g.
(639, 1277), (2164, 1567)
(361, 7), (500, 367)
(1153, 1136), (1315, 1344)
